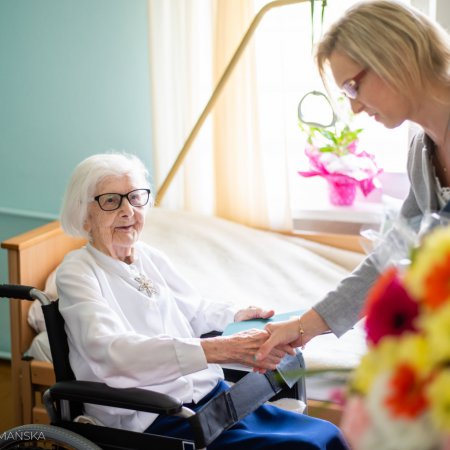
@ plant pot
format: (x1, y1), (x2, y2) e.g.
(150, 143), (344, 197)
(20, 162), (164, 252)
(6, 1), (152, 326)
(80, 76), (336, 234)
(327, 179), (357, 206)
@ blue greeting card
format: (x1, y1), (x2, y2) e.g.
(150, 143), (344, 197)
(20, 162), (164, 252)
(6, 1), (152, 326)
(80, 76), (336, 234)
(222, 309), (305, 336)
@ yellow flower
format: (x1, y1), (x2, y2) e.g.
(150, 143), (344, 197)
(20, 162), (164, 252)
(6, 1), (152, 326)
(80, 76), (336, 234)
(427, 370), (450, 431)
(395, 334), (430, 374)
(351, 334), (430, 395)
(405, 227), (450, 310)
(421, 302), (450, 365)
(351, 352), (379, 395)
(352, 338), (399, 394)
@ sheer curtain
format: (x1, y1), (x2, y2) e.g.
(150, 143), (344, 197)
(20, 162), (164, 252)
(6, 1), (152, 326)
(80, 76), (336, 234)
(148, 0), (292, 230)
(148, 0), (215, 214)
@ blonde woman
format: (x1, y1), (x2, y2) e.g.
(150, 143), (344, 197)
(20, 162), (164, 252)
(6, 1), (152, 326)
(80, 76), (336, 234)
(256, 0), (450, 360)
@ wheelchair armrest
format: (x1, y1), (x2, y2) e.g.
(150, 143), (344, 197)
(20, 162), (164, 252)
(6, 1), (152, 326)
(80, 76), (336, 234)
(48, 380), (183, 415)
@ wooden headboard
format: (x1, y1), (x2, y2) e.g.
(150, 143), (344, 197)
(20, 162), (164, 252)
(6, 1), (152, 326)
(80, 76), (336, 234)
(1, 220), (85, 425)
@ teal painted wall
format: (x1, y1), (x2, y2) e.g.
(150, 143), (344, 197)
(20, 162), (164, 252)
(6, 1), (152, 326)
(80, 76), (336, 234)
(0, 0), (154, 358)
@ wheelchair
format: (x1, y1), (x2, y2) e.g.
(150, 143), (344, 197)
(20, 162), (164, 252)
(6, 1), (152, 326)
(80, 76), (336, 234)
(0, 284), (307, 450)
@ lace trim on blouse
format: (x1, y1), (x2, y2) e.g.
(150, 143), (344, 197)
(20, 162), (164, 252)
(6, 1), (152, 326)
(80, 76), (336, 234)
(435, 173), (450, 208)
(429, 135), (450, 208)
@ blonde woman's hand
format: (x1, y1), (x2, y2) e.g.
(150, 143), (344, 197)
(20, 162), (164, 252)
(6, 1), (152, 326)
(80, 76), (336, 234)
(255, 309), (330, 362)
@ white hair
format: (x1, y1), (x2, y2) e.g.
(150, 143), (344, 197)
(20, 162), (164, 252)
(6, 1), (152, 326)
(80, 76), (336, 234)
(60, 152), (152, 238)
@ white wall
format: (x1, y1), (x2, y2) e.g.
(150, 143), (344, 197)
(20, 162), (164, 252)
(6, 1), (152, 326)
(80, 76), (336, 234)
(436, 0), (450, 31)
(412, 0), (450, 31)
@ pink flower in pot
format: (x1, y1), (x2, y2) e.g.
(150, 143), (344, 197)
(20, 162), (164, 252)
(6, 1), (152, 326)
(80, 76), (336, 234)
(298, 122), (382, 206)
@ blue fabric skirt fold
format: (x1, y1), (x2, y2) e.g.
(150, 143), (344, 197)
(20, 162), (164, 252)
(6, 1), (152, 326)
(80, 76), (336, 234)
(145, 381), (349, 450)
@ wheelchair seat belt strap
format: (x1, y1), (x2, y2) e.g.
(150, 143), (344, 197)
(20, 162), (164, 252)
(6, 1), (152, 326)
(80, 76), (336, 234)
(188, 352), (305, 448)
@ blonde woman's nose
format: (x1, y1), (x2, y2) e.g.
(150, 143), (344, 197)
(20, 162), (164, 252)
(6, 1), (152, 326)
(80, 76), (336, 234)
(349, 98), (364, 114)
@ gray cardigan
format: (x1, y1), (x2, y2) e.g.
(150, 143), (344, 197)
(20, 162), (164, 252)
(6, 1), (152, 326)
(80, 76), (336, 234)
(314, 131), (438, 336)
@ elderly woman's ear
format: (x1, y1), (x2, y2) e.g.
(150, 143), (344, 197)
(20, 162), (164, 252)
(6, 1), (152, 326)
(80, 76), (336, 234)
(83, 218), (91, 235)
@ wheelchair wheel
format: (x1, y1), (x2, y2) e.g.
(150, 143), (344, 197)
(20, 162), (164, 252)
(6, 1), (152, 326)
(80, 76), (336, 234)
(0, 424), (102, 450)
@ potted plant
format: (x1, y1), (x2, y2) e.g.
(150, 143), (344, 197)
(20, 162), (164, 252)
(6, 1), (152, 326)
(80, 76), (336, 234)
(298, 101), (382, 206)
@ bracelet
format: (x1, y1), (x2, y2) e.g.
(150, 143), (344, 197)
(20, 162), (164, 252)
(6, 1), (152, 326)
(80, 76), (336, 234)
(298, 317), (305, 350)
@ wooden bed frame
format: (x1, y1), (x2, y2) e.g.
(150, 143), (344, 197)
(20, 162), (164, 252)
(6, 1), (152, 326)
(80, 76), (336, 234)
(1, 221), (85, 426)
(2, 220), (359, 427)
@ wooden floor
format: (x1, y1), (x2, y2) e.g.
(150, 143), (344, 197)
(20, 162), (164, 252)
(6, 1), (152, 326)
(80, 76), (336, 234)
(0, 359), (13, 431)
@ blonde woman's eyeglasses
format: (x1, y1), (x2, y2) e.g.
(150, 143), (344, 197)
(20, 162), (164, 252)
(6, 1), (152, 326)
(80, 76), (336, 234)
(342, 69), (367, 100)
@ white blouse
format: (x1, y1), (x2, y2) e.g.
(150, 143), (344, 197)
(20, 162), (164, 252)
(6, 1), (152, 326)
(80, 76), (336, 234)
(56, 242), (237, 432)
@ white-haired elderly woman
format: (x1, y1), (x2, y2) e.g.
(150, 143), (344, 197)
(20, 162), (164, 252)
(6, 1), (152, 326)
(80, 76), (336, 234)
(57, 153), (349, 450)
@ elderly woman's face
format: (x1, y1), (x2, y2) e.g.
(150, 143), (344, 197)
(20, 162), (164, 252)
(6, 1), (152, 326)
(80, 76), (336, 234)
(84, 175), (147, 262)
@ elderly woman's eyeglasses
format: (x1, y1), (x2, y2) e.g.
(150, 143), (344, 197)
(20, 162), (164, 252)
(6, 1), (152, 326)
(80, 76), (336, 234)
(342, 69), (367, 100)
(93, 189), (151, 211)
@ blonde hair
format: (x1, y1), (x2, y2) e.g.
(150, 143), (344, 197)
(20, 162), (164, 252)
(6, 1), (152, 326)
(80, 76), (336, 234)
(60, 152), (152, 238)
(316, 0), (450, 100)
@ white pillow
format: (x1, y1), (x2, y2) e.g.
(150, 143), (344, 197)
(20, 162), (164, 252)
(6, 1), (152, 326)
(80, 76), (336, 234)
(26, 331), (52, 362)
(27, 269), (57, 333)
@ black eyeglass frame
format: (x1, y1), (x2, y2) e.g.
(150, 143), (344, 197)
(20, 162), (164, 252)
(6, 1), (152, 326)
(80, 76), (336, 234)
(342, 68), (368, 100)
(93, 189), (151, 211)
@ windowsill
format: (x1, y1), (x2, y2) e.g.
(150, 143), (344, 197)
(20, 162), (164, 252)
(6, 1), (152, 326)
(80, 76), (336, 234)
(293, 199), (384, 235)
(291, 198), (384, 253)
(291, 172), (408, 236)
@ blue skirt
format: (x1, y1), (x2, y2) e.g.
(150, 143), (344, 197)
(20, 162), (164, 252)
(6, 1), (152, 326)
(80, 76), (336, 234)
(145, 381), (349, 450)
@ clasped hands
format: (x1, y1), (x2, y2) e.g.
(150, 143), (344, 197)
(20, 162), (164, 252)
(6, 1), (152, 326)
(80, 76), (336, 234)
(201, 306), (296, 373)
(204, 306), (330, 372)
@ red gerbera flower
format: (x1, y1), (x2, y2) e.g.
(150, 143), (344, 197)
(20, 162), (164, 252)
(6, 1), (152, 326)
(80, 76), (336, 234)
(363, 267), (419, 345)
(385, 363), (428, 419)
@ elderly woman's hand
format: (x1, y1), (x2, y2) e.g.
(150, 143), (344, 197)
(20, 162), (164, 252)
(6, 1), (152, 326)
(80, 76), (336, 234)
(234, 306), (275, 322)
(201, 328), (293, 371)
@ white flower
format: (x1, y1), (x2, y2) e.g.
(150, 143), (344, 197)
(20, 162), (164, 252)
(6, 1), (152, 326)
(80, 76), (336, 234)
(319, 153), (378, 180)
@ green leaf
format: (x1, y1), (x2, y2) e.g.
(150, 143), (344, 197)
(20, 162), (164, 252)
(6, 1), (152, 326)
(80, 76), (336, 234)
(318, 146), (335, 153)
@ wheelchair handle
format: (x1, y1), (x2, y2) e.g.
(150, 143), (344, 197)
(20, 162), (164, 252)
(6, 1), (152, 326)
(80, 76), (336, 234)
(0, 284), (52, 305)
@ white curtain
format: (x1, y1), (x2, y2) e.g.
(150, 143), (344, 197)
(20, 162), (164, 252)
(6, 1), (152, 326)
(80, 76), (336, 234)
(148, 0), (292, 230)
(148, 0), (215, 214)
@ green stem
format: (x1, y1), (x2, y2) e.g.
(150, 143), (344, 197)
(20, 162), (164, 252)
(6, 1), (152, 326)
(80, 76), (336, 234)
(310, 0), (315, 49)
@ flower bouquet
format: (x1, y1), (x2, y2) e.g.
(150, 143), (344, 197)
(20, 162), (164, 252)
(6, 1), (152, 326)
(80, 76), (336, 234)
(341, 217), (450, 450)
(298, 121), (382, 206)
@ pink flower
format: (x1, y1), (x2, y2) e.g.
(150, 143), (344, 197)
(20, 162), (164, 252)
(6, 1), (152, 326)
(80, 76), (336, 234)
(329, 387), (347, 407)
(340, 396), (372, 449)
(441, 434), (450, 450)
(298, 144), (382, 198)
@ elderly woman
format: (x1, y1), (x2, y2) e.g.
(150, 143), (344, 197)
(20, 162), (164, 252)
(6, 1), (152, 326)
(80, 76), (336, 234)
(57, 153), (348, 450)
(256, 0), (450, 361)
